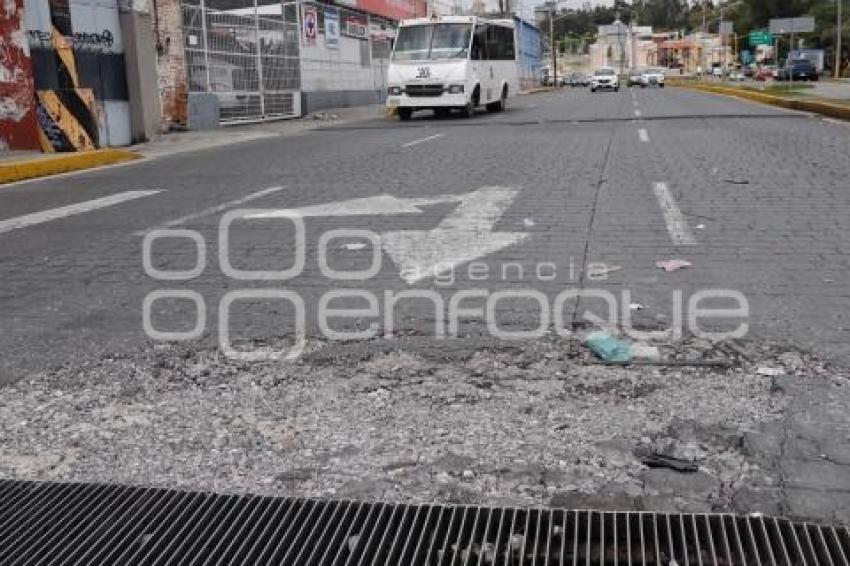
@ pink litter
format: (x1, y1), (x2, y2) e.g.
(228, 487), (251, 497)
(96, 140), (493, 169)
(655, 259), (692, 272)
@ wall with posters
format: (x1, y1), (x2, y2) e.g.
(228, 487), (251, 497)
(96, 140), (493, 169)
(299, 2), (395, 114)
(0, 0), (40, 151)
(24, 0), (131, 150)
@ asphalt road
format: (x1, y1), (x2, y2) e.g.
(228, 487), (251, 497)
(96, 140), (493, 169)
(2, 86), (850, 381)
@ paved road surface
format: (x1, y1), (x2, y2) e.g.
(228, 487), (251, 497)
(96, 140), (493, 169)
(2, 86), (848, 381)
(4, 86), (850, 522)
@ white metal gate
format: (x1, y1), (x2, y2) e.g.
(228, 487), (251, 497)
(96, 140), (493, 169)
(182, 0), (301, 123)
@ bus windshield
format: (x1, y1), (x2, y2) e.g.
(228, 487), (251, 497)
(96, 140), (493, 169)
(393, 24), (472, 61)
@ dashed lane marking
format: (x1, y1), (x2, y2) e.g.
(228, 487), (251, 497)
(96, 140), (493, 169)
(402, 133), (444, 148)
(0, 190), (161, 236)
(638, 128), (650, 143)
(652, 182), (696, 246)
(134, 185), (286, 236)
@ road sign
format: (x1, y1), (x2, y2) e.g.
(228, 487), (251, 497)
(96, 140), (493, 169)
(324, 8), (339, 49)
(769, 17), (815, 35)
(719, 20), (734, 36)
(748, 29), (772, 45)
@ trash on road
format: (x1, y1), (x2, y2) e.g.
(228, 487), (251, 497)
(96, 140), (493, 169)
(696, 224), (705, 230)
(724, 178), (750, 185)
(594, 265), (623, 276)
(583, 331), (632, 363)
(656, 259), (692, 272)
(640, 453), (699, 473)
(757, 367), (786, 377)
(342, 242), (367, 251)
(523, 218), (535, 227)
(631, 343), (661, 361)
(629, 303), (645, 311)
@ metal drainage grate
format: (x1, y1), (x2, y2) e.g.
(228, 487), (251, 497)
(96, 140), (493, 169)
(1, 480), (849, 565)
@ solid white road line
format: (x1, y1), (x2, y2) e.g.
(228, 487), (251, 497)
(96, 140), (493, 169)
(638, 128), (650, 143)
(652, 182), (696, 246)
(134, 185), (286, 236)
(401, 133), (444, 148)
(0, 190), (161, 236)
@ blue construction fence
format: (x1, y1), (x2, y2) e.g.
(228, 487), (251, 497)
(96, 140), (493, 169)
(514, 16), (542, 90)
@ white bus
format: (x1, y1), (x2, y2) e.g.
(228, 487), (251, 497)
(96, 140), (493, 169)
(386, 16), (519, 120)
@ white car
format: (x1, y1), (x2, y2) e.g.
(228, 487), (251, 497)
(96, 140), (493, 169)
(627, 68), (644, 87)
(590, 68), (619, 92)
(640, 68), (665, 88)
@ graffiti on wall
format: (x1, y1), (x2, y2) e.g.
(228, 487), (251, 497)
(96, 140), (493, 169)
(27, 0), (100, 151)
(0, 0), (40, 151)
(26, 0), (131, 151)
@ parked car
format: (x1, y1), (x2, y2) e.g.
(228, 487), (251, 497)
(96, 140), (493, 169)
(567, 72), (587, 87)
(590, 67), (619, 92)
(711, 63), (724, 78)
(627, 68), (644, 87)
(776, 59), (819, 81)
(640, 67), (665, 88)
(728, 66), (745, 81)
(753, 65), (777, 81)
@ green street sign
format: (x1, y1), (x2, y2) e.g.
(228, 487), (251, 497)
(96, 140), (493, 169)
(749, 30), (772, 46)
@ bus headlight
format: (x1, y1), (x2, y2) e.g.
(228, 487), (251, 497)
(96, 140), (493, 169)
(446, 84), (464, 94)
(388, 86), (403, 96)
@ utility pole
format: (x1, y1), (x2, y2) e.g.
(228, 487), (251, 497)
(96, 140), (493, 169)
(720, 3), (725, 72)
(838, 0), (844, 78)
(551, 11), (557, 87)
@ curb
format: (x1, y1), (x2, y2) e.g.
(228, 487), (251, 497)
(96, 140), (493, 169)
(672, 83), (850, 121)
(0, 149), (142, 185)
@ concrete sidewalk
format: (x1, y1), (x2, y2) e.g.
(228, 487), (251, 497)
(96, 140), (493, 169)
(0, 104), (388, 185)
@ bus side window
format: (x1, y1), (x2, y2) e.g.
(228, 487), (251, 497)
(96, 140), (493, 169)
(503, 27), (515, 59)
(472, 24), (488, 60)
(487, 25), (515, 60)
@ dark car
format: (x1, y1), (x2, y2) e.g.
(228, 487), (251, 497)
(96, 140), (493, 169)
(777, 59), (819, 81)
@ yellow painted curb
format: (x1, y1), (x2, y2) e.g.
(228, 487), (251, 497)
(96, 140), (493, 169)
(674, 83), (850, 121)
(0, 149), (142, 185)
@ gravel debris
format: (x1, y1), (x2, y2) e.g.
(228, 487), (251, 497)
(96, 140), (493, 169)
(0, 336), (845, 512)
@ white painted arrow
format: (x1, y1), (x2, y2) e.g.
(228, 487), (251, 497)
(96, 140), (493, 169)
(248, 194), (463, 219)
(247, 187), (526, 285)
(381, 186), (527, 284)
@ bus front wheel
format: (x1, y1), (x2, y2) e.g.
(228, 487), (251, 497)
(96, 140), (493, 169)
(487, 87), (507, 112)
(398, 108), (413, 121)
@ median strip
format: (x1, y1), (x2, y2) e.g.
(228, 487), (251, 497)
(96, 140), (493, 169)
(672, 82), (850, 121)
(0, 149), (142, 185)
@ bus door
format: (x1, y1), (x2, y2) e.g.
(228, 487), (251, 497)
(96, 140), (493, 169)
(471, 23), (495, 104)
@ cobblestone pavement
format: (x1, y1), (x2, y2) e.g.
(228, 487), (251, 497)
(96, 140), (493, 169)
(1, 87), (850, 522)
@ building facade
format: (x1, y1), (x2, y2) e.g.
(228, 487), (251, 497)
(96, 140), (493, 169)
(1, 0), (41, 151)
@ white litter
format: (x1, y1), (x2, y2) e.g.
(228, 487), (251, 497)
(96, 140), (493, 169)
(343, 242), (367, 251)
(757, 367), (785, 377)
